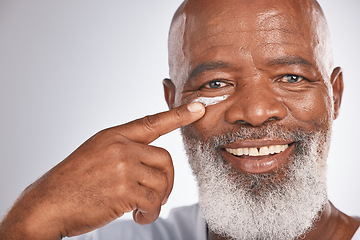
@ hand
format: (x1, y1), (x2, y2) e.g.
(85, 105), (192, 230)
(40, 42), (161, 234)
(0, 102), (205, 240)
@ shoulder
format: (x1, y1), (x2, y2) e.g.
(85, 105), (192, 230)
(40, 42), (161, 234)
(351, 216), (360, 240)
(167, 203), (203, 225)
(334, 211), (360, 240)
(164, 203), (206, 238)
(69, 204), (206, 240)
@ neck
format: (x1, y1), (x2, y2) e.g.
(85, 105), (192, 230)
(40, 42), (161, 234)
(209, 201), (360, 240)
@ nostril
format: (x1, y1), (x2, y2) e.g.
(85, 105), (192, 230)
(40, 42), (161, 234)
(267, 116), (279, 122)
(235, 120), (251, 126)
(235, 116), (279, 127)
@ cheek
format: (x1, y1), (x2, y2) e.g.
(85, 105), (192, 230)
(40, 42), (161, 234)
(184, 102), (232, 141)
(282, 88), (333, 129)
(180, 91), (235, 139)
(182, 85), (334, 140)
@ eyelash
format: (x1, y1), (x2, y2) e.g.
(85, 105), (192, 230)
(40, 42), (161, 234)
(201, 79), (231, 89)
(199, 74), (309, 90)
(281, 74), (309, 83)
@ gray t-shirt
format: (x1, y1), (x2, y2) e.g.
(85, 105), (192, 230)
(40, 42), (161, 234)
(70, 204), (360, 240)
(69, 204), (206, 240)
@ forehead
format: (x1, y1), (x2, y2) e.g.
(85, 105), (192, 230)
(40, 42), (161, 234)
(181, 0), (324, 77)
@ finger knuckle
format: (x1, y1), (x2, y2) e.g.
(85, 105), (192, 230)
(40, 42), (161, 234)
(158, 171), (168, 185)
(106, 142), (122, 155)
(105, 140), (133, 160)
(145, 189), (161, 205)
(108, 207), (125, 220)
(96, 128), (116, 141)
(158, 173), (169, 195)
(158, 149), (174, 174)
(115, 181), (135, 199)
(174, 107), (182, 120)
(115, 200), (135, 214)
(155, 147), (172, 161)
(142, 115), (159, 134)
(115, 161), (130, 176)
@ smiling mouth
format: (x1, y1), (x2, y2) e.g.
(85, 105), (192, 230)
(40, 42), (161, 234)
(221, 142), (295, 174)
(225, 144), (289, 157)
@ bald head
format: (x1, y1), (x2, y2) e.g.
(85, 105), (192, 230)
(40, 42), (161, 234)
(168, 0), (334, 99)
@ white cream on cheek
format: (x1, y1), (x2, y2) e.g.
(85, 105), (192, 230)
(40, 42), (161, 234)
(192, 95), (230, 107)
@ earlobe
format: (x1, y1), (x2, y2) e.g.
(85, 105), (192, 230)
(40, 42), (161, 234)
(330, 67), (344, 120)
(163, 78), (176, 109)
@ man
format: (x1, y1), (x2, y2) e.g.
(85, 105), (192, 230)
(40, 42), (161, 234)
(0, 0), (359, 239)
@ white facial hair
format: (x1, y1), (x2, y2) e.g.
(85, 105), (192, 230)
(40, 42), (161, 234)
(181, 124), (330, 240)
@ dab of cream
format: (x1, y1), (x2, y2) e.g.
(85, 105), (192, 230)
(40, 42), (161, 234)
(192, 95), (230, 107)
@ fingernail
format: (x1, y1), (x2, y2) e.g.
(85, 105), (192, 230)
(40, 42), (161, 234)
(187, 102), (204, 113)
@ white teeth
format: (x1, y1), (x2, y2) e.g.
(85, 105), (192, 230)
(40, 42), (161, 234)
(283, 144), (288, 151)
(243, 148), (249, 155)
(274, 145), (282, 154)
(248, 148), (258, 156)
(225, 144), (289, 157)
(235, 148), (244, 156)
(268, 145), (276, 154)
(259, 146), (270, 156)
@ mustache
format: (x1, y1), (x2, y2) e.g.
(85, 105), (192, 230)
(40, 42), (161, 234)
(182, 123), (316, 149)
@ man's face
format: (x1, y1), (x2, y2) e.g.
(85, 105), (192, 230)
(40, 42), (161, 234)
(166, 0), (343, 239)
(168, 0), (342, 177)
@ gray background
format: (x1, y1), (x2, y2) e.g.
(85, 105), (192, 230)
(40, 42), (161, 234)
(0, 0), (359, 223)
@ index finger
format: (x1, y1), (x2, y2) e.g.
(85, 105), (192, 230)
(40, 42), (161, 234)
(116, 102), (205, 144)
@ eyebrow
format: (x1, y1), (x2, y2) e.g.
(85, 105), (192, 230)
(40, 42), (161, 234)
(188, 56), (313, 81)
(189, 61), (230, 79)
(266, 55), (313, 67)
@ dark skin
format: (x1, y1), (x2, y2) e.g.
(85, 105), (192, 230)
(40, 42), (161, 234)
(165, 0), (359, 239)
(0, 103), (205, 239)
(0, 0), (358, 239)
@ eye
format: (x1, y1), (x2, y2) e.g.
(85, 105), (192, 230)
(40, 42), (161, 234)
(203, 80), (228, 89)
(283, 75), (307, 83)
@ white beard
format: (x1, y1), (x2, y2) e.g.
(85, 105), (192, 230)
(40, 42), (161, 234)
(181, 124), (330, 240)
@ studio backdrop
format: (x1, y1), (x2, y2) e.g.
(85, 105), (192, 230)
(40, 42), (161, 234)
(0, 0), (359, 221)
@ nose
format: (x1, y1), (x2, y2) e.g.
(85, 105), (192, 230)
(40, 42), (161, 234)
(224, 84), (287, 127)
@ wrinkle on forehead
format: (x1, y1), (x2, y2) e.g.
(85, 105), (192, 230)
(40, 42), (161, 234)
(256, 11), (299, 33)
(168, 0), (334, 93)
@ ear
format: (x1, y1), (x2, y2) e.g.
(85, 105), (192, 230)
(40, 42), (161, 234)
(330, 67), (344, 120)
(163, 78), (176, 109)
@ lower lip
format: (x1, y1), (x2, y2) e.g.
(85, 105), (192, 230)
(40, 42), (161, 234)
(221, 144), (294, 174)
